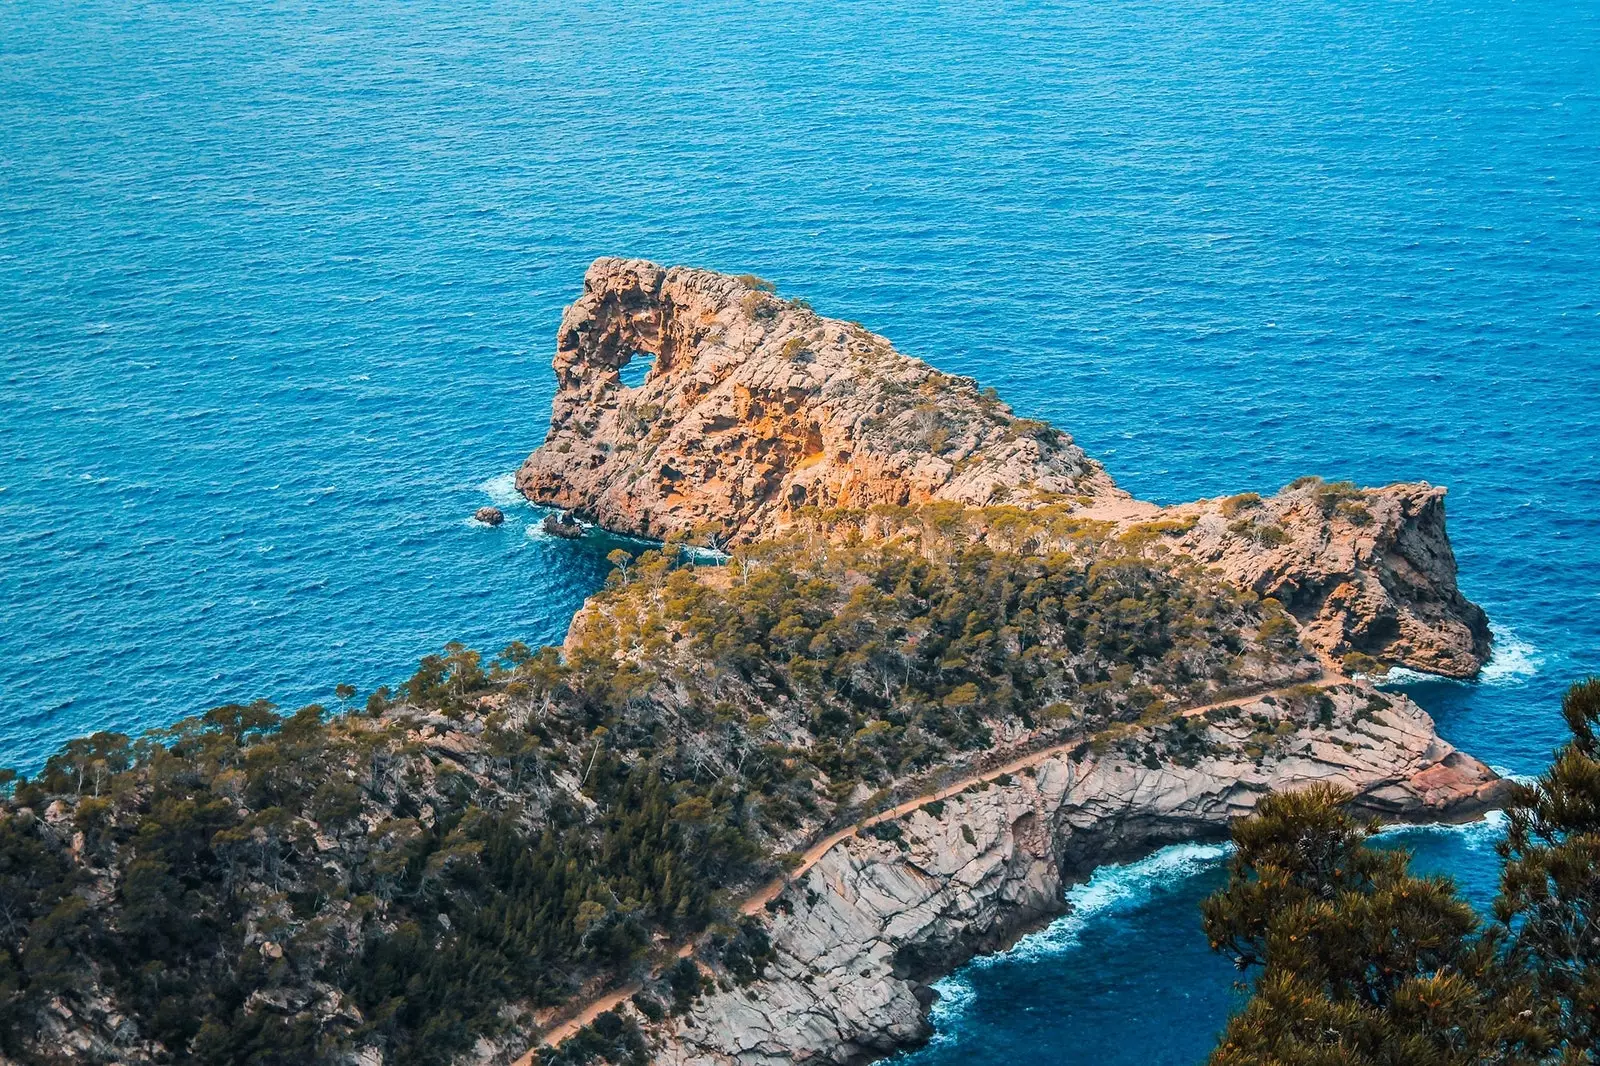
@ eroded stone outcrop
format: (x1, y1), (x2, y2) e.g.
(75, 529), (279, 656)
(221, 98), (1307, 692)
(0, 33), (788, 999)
(519, 258), (1491, 679)
(1153, 480), (1492, 678)
(515, 258), (1123, 544)
(654, 685), (1506, 1066)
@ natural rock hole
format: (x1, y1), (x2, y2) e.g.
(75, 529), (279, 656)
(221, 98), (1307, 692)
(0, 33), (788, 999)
(619, 350), (655, 389)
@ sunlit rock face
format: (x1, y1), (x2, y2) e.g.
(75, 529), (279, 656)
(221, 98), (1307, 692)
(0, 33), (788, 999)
(520, 259), (1490, 679)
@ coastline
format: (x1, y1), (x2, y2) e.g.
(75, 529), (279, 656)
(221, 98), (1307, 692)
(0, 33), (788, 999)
(502, 259), (1508, 1066)
(0, 260), (1512, 1066)
(640, 682), (1502, 1066)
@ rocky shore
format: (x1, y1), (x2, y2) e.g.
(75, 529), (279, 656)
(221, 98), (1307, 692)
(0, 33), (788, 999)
(0, 259), (1505, 1066)
(656, 686), (1503, 1066)
(506, 260), (1503, 1064)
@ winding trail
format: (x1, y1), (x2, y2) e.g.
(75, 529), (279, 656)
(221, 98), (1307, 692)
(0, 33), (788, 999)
(516, 668), (1344, 1059)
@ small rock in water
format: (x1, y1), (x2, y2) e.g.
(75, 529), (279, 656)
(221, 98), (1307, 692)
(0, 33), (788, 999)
(542, 512), (584, 539)
(474, 506), (505, 526)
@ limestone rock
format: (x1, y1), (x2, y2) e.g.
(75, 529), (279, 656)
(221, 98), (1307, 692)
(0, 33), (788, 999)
(474, 506), (506, 526)
(653, 685), (1507, 1066)
(542, 511), (584, 539)
(518, 259), (1492, 678)
(516, 258), (1123, 545)
(1152, 480), (1491, 678)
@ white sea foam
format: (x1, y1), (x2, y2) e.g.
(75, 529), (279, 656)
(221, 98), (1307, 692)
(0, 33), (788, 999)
(924, 821), (1511, 1041)
(1488, 767), (1539, 787)
(478, 471), (523, 508)
(1373, 808), (1508, 848)
(1375, 665), (1441, 687)
(1477, 624), (1543, 685)
(915, 842), (1231, 1040)
(1374, 623), (1542, 689)
(970, 841), (1231, 970)
(921, 973), (978, 1046)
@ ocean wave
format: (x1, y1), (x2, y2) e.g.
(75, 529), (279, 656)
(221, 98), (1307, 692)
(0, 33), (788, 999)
(1477, 625), (1543, 686)
(913, 842), (1232, 1042)
(478, 472), (523, 508)
(1375, 665), (1442, 687)
(1375, 624), (1542, 689)
(1374, 808), (1508, 848)
(921, 973), (978, 1046)
(969, 841), (1231, 971)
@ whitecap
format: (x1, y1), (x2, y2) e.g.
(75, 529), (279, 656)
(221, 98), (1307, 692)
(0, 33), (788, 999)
(1477, 624), (1543, 686)
(1376, 623), (1542, 690)
(1374, 808), (1508, 848)
(968, 841), (1231, 970)
(1375, 665), (1444, 687)
(920, 973), (977, 1045)
(478, 471), (523, 508)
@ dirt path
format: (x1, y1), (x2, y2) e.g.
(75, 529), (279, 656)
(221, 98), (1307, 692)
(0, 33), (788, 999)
(519, 670), (1342, 1058)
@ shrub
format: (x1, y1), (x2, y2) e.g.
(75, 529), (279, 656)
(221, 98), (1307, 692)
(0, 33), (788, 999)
(734, 274), (776, 293)
(1219, 492), (1261, 517)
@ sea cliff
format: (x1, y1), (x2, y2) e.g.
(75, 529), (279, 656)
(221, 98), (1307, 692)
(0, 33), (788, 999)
(518, 259), (1489, 680)
(660, 687), (1500, 1066)
(0, 260), (1502, 1066)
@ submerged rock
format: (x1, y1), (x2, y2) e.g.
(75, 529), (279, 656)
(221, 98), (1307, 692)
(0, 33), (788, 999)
(473, 506), (505, 526)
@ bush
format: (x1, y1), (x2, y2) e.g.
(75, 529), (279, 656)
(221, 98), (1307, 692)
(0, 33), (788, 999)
(1219, 492), (1261, 517)
(1202, 682), (1600, 1065)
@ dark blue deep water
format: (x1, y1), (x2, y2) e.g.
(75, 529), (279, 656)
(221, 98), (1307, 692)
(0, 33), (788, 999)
(3, 0), (1597, 1060)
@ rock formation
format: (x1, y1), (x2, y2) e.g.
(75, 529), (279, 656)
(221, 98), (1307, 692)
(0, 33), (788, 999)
(5, 261), (1508, 1066)
(1155, 480), (1491, 678)
(542, 511), (584, 539)
(475, 506), (506, 526)
(515, 258), (1124, 546)
(518, 258), (1491, 679)
(656, 685), (1505, 1066)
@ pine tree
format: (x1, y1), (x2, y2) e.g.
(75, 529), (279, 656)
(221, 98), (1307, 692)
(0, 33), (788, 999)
(1496, 678), (1600, 1057)
(1202, 784), (1548, 1065)
(1202, 679), (1600, 1065)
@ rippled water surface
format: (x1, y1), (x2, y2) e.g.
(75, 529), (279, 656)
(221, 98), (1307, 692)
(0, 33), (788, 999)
(3, 0), (1598, 1059)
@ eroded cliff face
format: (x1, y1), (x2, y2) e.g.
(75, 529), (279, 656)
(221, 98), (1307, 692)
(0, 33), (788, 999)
(515, 259), (1122, 544)
(519, 258), (1491, 679)
(652, 686), (1505, 1066)
(1152, 480), (1492, 679)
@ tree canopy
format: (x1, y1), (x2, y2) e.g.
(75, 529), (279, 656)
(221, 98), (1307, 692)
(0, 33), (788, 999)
(1205, 678), (1600, 1065)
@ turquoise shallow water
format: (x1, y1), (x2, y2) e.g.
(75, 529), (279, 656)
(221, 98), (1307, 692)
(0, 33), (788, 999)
(3, 0), (1598, 1059)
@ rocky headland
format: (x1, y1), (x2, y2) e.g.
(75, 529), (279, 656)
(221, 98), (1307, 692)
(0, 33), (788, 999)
(518, 259), (1489, 680)
(660, 686), (1502, 1066)
(515, 258), (1123, 543)
(1, 260), (1501, 1066)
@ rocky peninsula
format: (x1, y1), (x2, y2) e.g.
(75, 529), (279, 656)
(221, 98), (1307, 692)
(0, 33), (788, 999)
(0, 260), (1501, 1066)
(510, 260), (1500, 1065)
(518, 259), (1489, 680)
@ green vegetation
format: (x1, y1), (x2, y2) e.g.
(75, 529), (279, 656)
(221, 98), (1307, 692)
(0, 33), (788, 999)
(1202, 678), (1600, 1064)
(0, 685), (762, 1065)
(1228, 516), (1290, 547)
(1220, 492), (1262, 518)
(733, 274), (776, 293)
(0, 504), (1315, 1066)
(572, 511), (1306, 792)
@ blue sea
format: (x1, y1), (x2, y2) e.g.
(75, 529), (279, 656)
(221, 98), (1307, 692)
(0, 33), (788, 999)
(3, 0), (1597, 1060)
